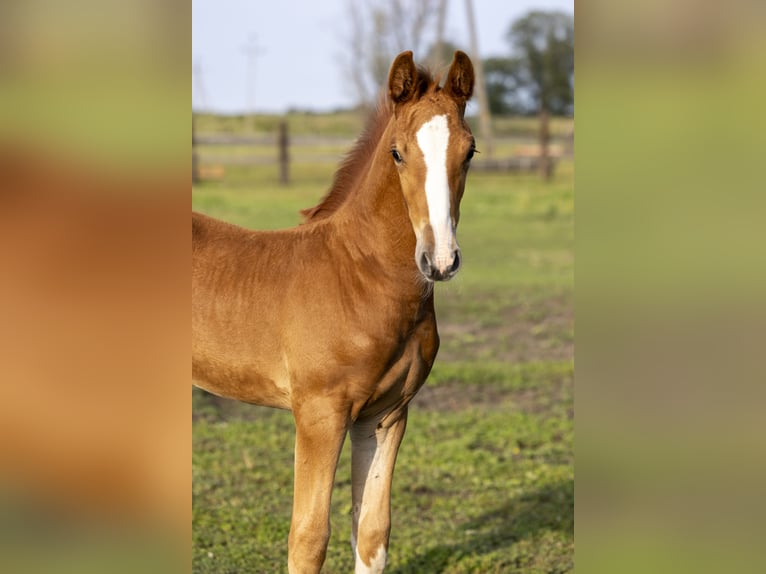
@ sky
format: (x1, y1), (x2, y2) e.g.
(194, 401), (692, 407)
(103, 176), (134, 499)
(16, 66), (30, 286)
(192, 0), (573, 114)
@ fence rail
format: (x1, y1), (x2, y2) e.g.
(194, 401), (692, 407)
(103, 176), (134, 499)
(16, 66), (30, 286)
(195, 134), (356, 146)
(192, 123), (573, 183)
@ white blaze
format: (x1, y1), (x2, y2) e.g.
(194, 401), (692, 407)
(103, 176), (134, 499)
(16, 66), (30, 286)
(416, 114), (456, 271)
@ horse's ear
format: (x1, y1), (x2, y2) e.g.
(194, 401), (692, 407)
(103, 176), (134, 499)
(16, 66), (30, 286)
(444, 50), (475, 105)
(388, 51), (418, 104)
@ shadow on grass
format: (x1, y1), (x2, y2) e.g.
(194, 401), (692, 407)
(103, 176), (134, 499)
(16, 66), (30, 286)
(390, 479), (574, 574)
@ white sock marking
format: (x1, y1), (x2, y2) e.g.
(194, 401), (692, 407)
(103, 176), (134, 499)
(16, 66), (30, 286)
(416, 114), (455, 270)
(355, 544), (387, 574)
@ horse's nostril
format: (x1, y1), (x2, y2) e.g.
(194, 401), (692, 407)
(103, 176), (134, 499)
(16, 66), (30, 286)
(420, 252), (431, 270)
(450, 250), (461, 273)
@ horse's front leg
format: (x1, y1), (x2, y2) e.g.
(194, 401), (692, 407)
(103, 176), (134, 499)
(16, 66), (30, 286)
(288, 399), (348, 574)
(350, 407), (409, 574)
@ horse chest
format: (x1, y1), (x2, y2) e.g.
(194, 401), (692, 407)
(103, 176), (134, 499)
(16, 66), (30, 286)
(348, 313), (439, 421)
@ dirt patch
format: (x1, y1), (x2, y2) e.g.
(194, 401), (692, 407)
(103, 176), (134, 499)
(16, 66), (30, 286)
(437, 293), (573, 364)
(412, 376), (571, 415)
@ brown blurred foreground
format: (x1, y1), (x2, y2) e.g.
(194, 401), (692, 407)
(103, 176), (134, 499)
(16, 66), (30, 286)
(0, 143), (189, 573)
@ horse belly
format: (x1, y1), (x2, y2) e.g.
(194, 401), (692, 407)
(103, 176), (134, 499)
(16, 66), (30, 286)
(192, 355), (291, 410)
(192, 326), (292, 410)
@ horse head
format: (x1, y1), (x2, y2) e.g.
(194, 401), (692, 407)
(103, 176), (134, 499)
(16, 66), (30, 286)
(387, 50), (476, 282)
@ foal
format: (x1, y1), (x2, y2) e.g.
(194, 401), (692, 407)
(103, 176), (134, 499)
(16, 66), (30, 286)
(193, 51), (475, 573)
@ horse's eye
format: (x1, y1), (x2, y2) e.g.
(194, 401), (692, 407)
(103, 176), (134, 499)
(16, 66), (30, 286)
(391, 149), (403, 164)
(465, 147), (477, 163)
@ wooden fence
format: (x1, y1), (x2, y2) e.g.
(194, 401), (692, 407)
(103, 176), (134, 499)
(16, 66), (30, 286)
(192, 121), (572, 184)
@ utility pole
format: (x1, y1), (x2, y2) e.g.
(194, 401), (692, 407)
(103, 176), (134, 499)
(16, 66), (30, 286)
(464, 0), (494, 159)
(240, 33), (266, 133)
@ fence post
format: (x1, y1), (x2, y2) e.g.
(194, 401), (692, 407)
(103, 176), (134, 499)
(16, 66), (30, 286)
(278, 120), (290, 185)
(539, 107), (552, 182)
(192, 114), (200, 184)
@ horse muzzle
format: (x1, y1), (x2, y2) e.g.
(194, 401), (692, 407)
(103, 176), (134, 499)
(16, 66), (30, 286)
(417, 246), (461, 282)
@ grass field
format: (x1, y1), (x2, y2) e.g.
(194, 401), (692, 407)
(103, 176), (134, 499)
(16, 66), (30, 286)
(192, 124), (574, 572)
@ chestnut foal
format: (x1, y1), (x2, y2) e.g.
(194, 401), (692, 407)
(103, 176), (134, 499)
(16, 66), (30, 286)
(193, 51), (475, 573)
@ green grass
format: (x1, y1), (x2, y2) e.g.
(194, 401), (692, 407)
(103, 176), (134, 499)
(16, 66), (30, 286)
(192, 124), (573, 572)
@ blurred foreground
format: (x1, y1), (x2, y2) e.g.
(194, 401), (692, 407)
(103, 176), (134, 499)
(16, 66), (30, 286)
(1, 2), (189, 573)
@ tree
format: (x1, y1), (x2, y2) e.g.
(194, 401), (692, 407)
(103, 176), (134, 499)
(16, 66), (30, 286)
(486, 10), (574, 116)
(484, 55), (526, 115)
(341, 0), (440, 107)
(425, 40), (463, 73)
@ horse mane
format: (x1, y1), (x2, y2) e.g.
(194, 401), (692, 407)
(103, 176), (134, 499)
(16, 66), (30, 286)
(300, 65), (437, 223)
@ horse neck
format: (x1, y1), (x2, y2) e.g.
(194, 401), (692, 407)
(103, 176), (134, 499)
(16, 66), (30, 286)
(330, 124), (426, 297)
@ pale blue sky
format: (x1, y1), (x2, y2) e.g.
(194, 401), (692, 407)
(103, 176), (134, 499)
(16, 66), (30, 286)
(192, 0), (573, 113)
